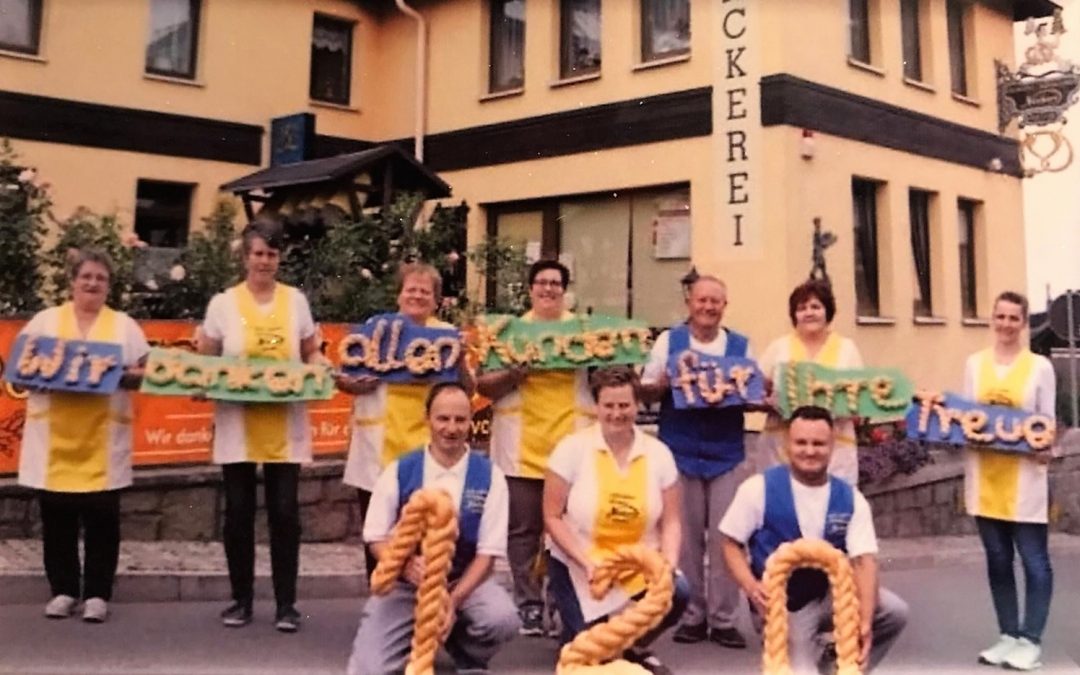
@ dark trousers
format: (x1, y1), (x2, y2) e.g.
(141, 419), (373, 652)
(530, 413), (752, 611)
(222, 463), (301, 608)
(975, 516), (1053, 643)
(39, 490), (121, 601)
(547, 554), (690, 648)
(506, 476), (546, 609)
(356, 488), (378, 581)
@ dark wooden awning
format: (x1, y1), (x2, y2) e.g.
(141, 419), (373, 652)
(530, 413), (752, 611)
(221, 144), (451, 220)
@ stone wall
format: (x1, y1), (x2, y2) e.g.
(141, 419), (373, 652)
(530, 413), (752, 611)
(0, 460), (362, 543)
(865, 445), (1080, 538)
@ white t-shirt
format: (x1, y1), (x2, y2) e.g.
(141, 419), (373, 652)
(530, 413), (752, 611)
(719, 473), (878, 558)
(641, 327), (754, 384)
(200, 284), (317, 464)
(363, 447), (509, 559)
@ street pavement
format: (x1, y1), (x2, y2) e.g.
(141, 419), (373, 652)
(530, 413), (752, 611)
(1, 555), (1079, 674)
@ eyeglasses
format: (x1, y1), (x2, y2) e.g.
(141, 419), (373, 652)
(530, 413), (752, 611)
(532, 280), (565, 288)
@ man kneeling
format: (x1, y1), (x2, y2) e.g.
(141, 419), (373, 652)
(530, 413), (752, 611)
(720, 406), (908, 673)
(347, 382), (520, 675)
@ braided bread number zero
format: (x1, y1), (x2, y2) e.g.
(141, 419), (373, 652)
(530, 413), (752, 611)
(369, 488), (459, 675)
(555, 545), (674, 674)
(761, 538), (862, 675)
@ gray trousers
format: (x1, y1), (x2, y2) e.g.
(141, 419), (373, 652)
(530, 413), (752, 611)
(346, 576), (520, 675)
(679, 464), (748, 628)
(756, 587), (909, 674)
(506, 476), (545, 608)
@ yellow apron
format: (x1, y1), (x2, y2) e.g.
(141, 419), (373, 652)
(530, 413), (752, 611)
(45, 303), (120, 492)
(973, 350), (1034, 520)
(589, 449), (649, 596)
(518, 370), (579, 478)
(237, 283), (292, 462)
(772, 332), (854, 453)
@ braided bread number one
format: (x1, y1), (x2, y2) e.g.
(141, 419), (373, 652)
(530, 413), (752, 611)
(762, 538), (862, 675)
(556, 544), (674, 675)
(369, 488), (459, 675)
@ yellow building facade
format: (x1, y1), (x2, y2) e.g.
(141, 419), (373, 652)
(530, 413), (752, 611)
(0, 0), (1054, 389)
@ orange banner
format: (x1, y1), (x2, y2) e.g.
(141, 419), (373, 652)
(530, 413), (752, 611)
(0, 318), (355, 476)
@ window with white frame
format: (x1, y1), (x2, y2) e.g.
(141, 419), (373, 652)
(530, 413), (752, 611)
(559, 0), (600, 78)
(641, 0), (689, 62)
(145, 0), (201, 79)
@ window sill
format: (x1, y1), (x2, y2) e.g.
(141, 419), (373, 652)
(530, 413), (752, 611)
(633, 53), (691, 72)
(903, 77), (935, 94)
(479, 88), (524, 103)
(309, 99), (360, 113)
(144, 73), (204, 88)
(549, 72), (601, 89)
(856, 316), (896, 326)
(0, 48), (46, 63)
(913, 316), (947, 326)
(847, 57), (886, 77)
(951, 92), (980, 107)
(962, 317), (990, 327)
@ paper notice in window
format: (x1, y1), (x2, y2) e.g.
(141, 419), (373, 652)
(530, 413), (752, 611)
(653, 214), (691, 259)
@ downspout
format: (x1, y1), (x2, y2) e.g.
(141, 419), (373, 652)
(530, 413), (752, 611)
(395, 0), (427, 162)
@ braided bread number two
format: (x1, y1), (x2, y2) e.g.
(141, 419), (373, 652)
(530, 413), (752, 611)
(761, 539), (862, 675)
(556, 545), (674, 675)
(369, 488), (459, 675)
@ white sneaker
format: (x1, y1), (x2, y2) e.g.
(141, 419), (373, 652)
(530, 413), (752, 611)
(1003, 637), (1042, 671)
(82, 597), (108, 623)
(44, 594), (78, 619)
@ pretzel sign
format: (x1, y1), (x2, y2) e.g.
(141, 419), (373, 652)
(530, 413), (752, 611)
(369, 488), (458, 675)
(762, 539), (862, 675)
(556, 545), (674, 674)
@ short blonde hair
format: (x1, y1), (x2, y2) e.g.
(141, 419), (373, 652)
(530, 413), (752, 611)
(397, 262), (442, 304)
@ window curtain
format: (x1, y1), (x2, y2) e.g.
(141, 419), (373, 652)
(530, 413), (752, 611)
(958, 202), (977, 318)
(853, 182), (880, 315)
(0, 0), (34, 49)
(560, 0), (600, 77)
(490, 0), (525, 91)
(848, 0), (870, 62)
(947, 0), (967, 94)
(909, 191), (932, 316)
(313, 24), (349, 52)
(900, 0), (921, 80)
(643, 0), (689, 60)
(146, 0), (194, 75)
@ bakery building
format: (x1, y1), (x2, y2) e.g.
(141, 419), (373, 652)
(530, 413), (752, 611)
(0, 0), (1058, 389)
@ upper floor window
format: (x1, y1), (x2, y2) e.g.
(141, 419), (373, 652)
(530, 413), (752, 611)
(310, 14), (353, 105)
(641, 0), (689, 62)
(489, 0), (525, 92)
(0, 0), (43, 55)
(849, 0), (871, 63)
(135, 179), (193, 249)
(145, 0), (201, 79)
(946, 0), (969, 95)
(559, 0), (600, 79)
(899, 0), (922, 81)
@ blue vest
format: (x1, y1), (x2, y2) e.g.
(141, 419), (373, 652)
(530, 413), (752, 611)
(657, 324), (749, 479)
(748, 466), (853, 611)
(396, 448), (492, 581)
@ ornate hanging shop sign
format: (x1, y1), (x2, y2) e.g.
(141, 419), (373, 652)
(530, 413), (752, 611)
(997, 9), (1079, 176)
(905, 391), (1055, 454)
(472, 315), (653, 371)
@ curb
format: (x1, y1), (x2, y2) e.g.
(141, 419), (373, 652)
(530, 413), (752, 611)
(0, 571), (368, 605)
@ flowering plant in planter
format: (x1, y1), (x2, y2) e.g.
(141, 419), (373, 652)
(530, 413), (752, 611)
(856, 419), (934, 486)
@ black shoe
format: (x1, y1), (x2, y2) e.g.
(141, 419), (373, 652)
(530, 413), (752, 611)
(518, 604), (544, 637)
(709, 626), (748, 649)
(274, 605), (301, 633)
(624, 648), (673, 675)
(672, 621), (708, 644)
(220, 601), (252, 628)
